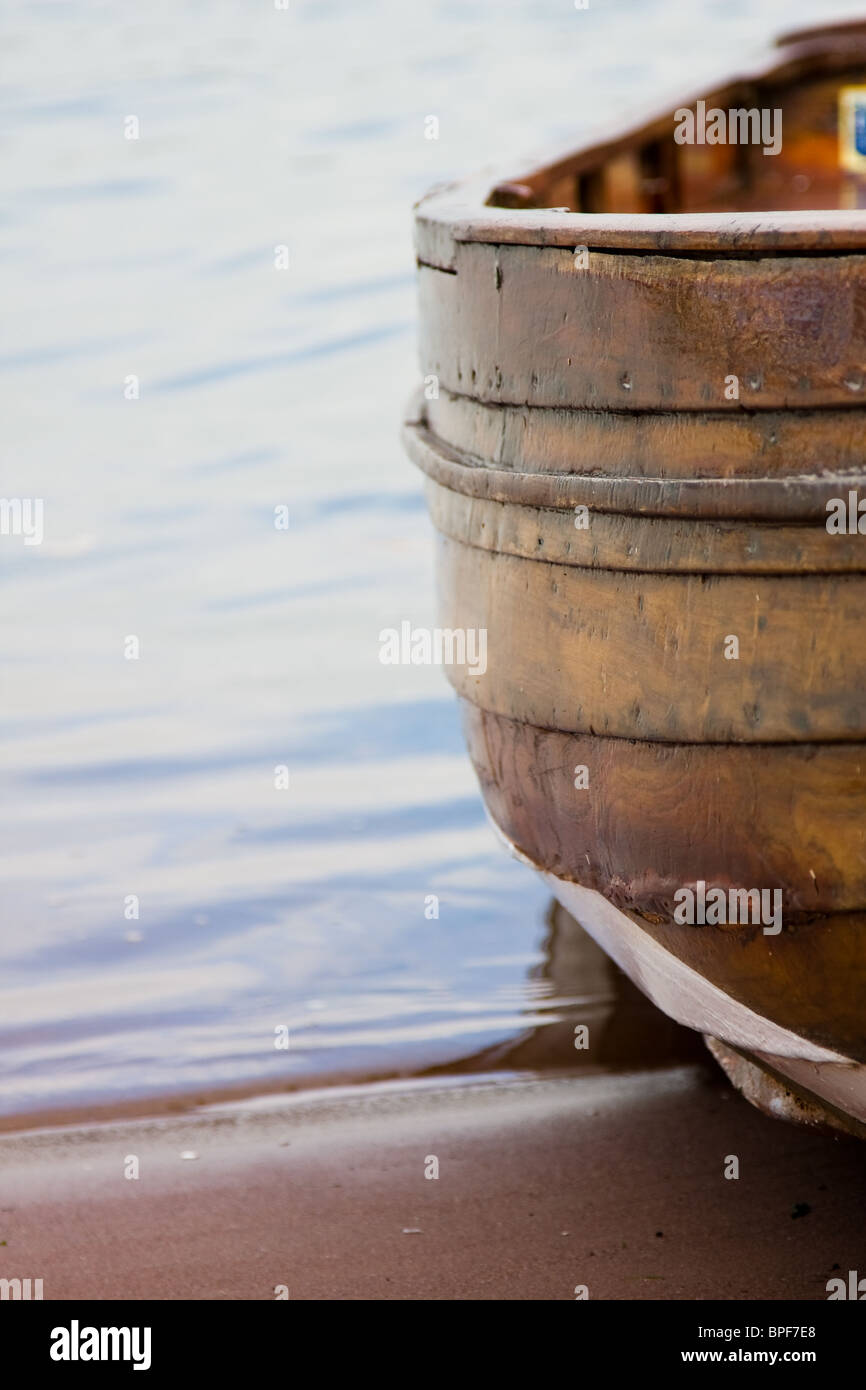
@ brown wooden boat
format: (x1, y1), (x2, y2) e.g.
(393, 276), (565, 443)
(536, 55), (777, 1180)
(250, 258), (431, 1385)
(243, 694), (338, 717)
(403, 20), (866, 1136)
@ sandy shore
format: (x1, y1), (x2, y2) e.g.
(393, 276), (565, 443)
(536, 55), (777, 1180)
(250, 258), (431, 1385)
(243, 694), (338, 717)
(1, 1065), (864, 1300)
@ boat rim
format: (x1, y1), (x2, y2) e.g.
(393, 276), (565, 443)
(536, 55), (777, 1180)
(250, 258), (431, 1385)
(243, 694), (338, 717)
(415, 24), (866, 266)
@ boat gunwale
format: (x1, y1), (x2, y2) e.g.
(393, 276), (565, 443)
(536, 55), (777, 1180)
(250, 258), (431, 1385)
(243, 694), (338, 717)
(415, 31), (866, 266)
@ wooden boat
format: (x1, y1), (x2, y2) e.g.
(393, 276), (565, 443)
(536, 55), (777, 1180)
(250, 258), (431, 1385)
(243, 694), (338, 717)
(403, 20), (866, 1137)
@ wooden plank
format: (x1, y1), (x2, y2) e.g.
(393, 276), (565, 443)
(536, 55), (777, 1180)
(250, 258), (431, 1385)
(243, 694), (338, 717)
(418, 242), (866, 411)
(777, 18), (866, 49)
(423, 388), (866, 481)
(463, 702), (866, 918)
(415, 195), (866, 270)
(423, 477), (866, 575)
(435, 533), (866, 742)
(403, 413), (865, 522)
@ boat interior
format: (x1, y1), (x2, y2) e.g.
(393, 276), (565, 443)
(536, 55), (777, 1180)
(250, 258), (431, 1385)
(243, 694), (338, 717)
(488, 20), (866, 216)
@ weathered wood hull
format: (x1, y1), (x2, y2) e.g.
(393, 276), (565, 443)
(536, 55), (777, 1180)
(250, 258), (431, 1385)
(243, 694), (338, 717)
(404, 22), (866, 1131)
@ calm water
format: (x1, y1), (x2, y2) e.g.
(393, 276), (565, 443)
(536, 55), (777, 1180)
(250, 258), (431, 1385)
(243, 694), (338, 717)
(1, 0), (858, 1116)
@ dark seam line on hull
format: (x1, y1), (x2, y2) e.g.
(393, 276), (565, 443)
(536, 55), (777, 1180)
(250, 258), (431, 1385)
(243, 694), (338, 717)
(420, 387), (866, 418)
(453, 238), (866, 263)
(544, 878), (866, 925)
(435, 541), (866, 579)
(442, 530), (866, 577)
(458, 553), (866, 575)
(436, 498), (858, 530)
(466, 709), (866, 750)
(416, 258), (458, 274)
(426, 385), (866, 422)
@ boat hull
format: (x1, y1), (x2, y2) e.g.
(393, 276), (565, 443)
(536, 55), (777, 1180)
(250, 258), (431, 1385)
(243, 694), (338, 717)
(404, 22), (866, 1131)
(403, 401), (866, 1130)
(543, 869), (866, 1140)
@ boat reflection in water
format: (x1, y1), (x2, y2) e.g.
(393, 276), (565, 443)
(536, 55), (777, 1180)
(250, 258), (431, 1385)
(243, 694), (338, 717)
(433, 898), (708, 1080)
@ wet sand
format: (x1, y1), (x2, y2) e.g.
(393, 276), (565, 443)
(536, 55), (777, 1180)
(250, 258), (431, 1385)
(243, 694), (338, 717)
(2, 1067), (864, 1301)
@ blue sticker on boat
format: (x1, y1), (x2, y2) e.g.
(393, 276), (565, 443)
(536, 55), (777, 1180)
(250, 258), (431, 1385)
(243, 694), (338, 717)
(840, 87), (866, 171)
